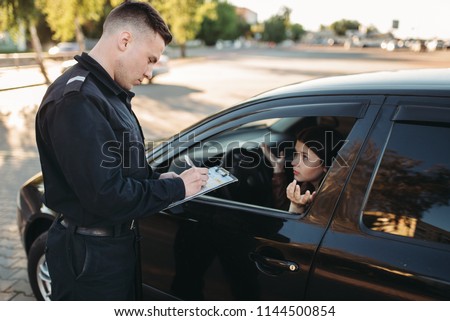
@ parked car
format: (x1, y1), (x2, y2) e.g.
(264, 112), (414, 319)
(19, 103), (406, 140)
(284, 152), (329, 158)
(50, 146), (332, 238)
(380, 39), (406, 52)
(425, 39), (448, 52)
(409, 39), (427, 52)
(48, 42), (80, 56)
(17, 69), (450, 300)
(141, 53), (169, 83)
(48, 40), (95, 59)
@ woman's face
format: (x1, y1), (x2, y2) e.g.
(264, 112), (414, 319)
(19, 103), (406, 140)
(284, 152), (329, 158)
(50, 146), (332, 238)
(291, 140), (327, 185)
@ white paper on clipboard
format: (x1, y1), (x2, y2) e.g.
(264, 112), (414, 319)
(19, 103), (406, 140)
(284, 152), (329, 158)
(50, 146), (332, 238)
(165, 166), (238, 209)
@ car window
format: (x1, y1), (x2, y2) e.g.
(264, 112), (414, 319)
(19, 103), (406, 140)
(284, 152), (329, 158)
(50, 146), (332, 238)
(180, 115), (356, 212)
(362, 122), (450, 244)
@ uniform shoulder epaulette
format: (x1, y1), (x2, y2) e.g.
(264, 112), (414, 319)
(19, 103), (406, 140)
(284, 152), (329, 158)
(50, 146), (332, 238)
(63, 69), (90, 96)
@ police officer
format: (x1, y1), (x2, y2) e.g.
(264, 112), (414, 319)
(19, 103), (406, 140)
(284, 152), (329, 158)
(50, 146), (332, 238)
(35, 1), (208, 300)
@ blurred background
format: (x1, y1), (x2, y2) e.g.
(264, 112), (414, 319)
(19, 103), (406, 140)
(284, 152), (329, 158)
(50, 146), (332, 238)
(0, 0), (449, 300)
(2, 0), (450, 137)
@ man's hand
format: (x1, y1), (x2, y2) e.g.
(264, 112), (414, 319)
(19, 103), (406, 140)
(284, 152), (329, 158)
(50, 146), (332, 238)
(159, 172), (179, 179)
(179, 167), (209, 197)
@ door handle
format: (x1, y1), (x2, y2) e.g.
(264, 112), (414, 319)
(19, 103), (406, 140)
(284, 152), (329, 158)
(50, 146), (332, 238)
(249, 252), (299, 273)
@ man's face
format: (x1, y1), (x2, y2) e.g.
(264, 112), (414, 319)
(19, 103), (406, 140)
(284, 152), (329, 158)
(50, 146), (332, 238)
(115, 30), (165, 91)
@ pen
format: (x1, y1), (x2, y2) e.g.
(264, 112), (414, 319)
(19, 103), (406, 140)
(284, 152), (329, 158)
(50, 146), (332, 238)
(184, 154), (195, 167)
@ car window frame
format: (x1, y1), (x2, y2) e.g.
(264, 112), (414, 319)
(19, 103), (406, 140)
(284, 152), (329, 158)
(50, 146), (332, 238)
(360, 102), (450, 250)
(148, 96), (374, 165)
(151, 98), (371, 166)
(153, 96), (382, 218)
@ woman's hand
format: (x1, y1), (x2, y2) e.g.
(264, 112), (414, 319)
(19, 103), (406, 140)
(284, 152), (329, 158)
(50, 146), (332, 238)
(286, 179), (316, 213)
(260, 143), (285, 173)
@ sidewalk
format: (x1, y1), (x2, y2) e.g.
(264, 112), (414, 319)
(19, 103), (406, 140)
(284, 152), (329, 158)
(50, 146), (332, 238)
(0, 60), (61, 92)
(0, 102), (41, 300)
(0, 53), (46, 299)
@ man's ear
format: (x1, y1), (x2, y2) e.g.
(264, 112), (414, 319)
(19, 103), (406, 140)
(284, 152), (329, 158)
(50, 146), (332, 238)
(118, 31), (132, 51)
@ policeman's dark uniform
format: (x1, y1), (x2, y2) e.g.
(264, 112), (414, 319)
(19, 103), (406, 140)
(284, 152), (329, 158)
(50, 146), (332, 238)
(35, 53), (185, 300)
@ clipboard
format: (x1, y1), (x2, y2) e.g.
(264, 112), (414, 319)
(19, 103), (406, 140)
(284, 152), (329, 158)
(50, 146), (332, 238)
(165, 166), (238, 209)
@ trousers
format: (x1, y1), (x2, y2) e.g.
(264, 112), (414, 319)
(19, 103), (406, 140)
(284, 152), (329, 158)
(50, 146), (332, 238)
(45, 219), (137, 300)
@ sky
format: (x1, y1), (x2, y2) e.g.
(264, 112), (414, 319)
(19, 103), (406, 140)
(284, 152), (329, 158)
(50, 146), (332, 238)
(228, 0), (450, 39)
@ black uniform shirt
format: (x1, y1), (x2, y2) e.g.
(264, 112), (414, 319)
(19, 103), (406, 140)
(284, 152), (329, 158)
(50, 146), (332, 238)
(35, 53), (185, 227)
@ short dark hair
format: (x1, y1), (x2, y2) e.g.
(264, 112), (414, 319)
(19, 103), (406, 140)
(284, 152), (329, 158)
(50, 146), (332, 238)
(104, 0), (172, 45)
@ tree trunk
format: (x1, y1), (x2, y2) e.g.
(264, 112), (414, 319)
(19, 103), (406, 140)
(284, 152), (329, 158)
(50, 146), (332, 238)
(180, 43), (187, 58)
(28, 23), (51, 85)
(74, 17), (86, 53)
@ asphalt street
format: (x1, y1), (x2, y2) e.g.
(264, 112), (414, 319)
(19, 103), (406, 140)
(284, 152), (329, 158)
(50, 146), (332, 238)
(1, 45), (449, 300)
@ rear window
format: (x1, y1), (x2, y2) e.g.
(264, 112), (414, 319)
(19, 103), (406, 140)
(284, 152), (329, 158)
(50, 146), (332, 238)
(363, 122), (450, 244)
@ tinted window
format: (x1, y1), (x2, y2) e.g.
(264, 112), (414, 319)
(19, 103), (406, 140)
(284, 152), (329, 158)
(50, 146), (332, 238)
(363, 122), (450, 244)
(194, 116), (355, 211)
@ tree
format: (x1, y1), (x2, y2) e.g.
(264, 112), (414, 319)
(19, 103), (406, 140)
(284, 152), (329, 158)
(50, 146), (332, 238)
(236, 16), (252, 40)
(215, 2), (240, 40)
(0, 0), (51, 84)
(151, 0), (208, 58)
(365, 25), (379, 36)
(196, 3), (219, 46)
(279, 6), (291, 28)
(330, 19), (360, 36)
(37, 0), (106, 52)
(262, 15), (286, 44)
(290, 23), (305, 42)
(319, 24), (328, 31)
(197, 1), (242, 46)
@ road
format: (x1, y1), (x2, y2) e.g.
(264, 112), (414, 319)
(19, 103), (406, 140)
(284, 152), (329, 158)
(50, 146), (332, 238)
(0, 45), (449, 300)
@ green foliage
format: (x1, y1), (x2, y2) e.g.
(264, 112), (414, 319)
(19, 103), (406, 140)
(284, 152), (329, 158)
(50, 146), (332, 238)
(366, 25), (379, 35)
(109, 0), (122, 7)
(262, 15), (286, 44)
(151, 0), (205, 46)
(290, 23), (305, 41)
(330, 19), (360, 36)
(197, 1), (244, 46)
(261, 6), (302, 44)
(279, 6), (291, 27)
(236, 16), (251, 39)
(37, 0), (106, 41)
(216, 2), (239, 40)
(0, 0), (48, 46)
(0, 0), (38, 29)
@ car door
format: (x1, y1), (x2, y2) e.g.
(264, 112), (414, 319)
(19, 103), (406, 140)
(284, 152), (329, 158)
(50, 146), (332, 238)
(139, 95), (383, 300)
(307, 96), (450, 300)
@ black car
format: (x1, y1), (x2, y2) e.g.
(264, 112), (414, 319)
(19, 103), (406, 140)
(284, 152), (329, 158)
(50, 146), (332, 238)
(17, 69), (450, 300)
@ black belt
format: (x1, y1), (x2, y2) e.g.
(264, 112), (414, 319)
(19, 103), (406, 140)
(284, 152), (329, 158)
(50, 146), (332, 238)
(59, 218), (134, 237)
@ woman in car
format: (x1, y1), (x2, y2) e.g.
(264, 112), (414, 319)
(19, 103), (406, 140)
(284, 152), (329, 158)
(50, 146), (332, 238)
(262, 126), (344, 214)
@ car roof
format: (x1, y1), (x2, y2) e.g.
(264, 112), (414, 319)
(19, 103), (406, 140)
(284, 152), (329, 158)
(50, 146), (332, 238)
(249, 68), (450, 101)
(152, 68), (450, 162)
